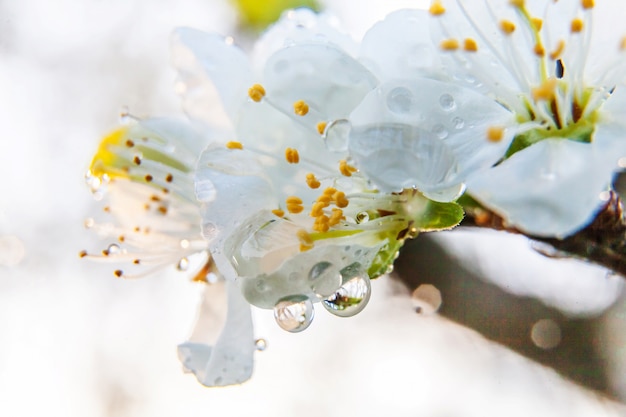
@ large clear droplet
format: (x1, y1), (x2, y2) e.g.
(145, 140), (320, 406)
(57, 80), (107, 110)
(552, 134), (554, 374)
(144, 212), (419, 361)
(273, 295), (314, 333)
(322, 264), (371, 317)
(323, 119), (350, 152)
(254, 338), (267, 351)
(308, 262), (342, 298)
(386, 86), (413, 114)
(84, 170), (102, 193)
(106, 244), (120, 255)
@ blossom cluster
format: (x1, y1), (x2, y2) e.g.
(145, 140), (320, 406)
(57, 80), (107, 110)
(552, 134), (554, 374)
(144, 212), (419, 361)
(83, 1), (626, 386)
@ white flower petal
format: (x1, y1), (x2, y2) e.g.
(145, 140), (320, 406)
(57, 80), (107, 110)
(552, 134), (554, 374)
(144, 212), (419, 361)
(467, 139), (614, 238)
(171, 27), (253, 129)
(359, 9), (442, 80)
(348, 78), (515, 200)
(263, 43), (377, 117)
(178, 280), (255, 387)
(251, 9), (358, 69)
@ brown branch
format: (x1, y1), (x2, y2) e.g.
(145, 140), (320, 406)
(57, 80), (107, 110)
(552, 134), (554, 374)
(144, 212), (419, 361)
(461, 190), (626, 277)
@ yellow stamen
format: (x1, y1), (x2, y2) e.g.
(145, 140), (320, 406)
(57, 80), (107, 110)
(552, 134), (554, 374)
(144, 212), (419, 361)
(333, 191), (349, 208)
(316, 121), (327, 135)
(323, 187), (337, 196)
(306, 173), (321, 189)
(440, 38), (459, 51)
(297, 229), (314, 250)
(248, 84), (266, 102)
(286, 196), (304, 214)
(339, 160), (357, 177)
(620, 36), (626, 51)
(463, 38), (478, 52)
(549, 40), (566, 60)
(79, 250), (88, 258)
(313, 215), (330, 232)
(317, 194), (332, 205)
(429, 0), (446, 15)
(581, 0), (594, 9)
(272, 208), (285, 218)
(500, 20), (516, 34)
(293, 100), (309, 116)
(486, 126), (505, 143)
(310, 202), (327, 218)
(285, 147), (300, 164)
(531, 78), (557, 101)
(226, 141), (243, 150)
(571, 18), (584, 33)
(114, 270), (123, 278)
(509, 0), (524, 7)
(531, 18), (543, 31)
(534, 43), (545, 57)
(328, 208), (343, 227)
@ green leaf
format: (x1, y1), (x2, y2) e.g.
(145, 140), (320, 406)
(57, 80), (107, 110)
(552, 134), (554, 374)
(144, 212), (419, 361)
(412, 199), (464, 232)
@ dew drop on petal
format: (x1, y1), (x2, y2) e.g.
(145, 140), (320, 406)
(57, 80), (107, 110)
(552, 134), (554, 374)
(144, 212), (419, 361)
(107, 243), (120, 255)
(180, 239), (190, 249)
(206, 272), (219, 284)
(308, 261), (342, 297)
(322, 264), (371, 318)
(83, 218), (95, 229)
(323, 119), (351, 152)
(452, 117), (464, 129)
(355, 211), (369, 224)
(201, 222), (219, 240)
(432, 124), (448, 139)
(273, 295), (314, 333)
(439, 93), (456, 111)
(177, 257), (189, 271)
(254, 338), (267, 351)
(386, 86), (414, 114)
(411, 284), (442, 315)
(84, 171), (102, 193)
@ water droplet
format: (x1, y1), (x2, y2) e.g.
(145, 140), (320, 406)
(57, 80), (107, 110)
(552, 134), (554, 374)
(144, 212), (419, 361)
(206, 272), (219, 284)
(177, 257), (189, 271)
(322, 264), (371, 317)
(386, 87), (413, 114)
(273, 295), (314, 333)
(255, 279), (269, 292)
(84, 170), (102, 193)
(530, 319), (561, 350)
(355, 212), (369, 224)
(107, 244), (120, 255)
(432, 124), (448, 139)
(323, 119), (350, 152)
(385, 264), (394, 274)
(83, 218), (95, 229)
(411, 284), (442, 315)
(254, 338), (267, 351)
(308, 261), (342, 297)
(452, 117), (465, 129)
(439, 93), (456, 111)
(180, 239), (190, 249)
(201, 222), (219, 240)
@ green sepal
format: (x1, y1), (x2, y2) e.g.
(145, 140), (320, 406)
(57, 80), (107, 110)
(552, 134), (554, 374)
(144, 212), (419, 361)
(412, 199), (465, 232)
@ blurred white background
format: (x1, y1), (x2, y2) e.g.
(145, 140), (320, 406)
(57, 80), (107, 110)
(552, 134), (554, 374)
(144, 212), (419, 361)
(1, 0), (625, 416)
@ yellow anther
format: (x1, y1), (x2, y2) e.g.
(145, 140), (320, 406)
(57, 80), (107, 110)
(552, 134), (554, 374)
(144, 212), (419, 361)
(272, 208), (285, 218)
(323, 187), (337, 196)
(306, 173), (321, 189)
(297, 229), (314, 246)
(531, 78), (557, 101)
(333, 191), (349, 208)
(440, 38), (459, 51)
(317, 194), (332, 205)
(328, 208), (343, 227)
(313, 215), (330, 232)
(534, 43), (545, 57)
(316, 121), (327, 135)
(581, 0), (594, 9)
(509, 0), (524, 7)
(486, 126), (505, 143)
(248, 84), (266, 102)
(500, 20), (516, 34)
(531, 18), (543, 31)
(286, 196), (304, 214)
(571, 18), (584, 33)
(310, 202), (327, 218)
(429, 0), (446, 15)
(621, 36), (626, 51)
(339, 160), (357, 177)
(285, 147), (300, 164)
(293, 100), (309, 116)
(226, 141), (243, 150)
(549, 40), (566, 60)
(463, 38), (478, 52)
(299, 244), (313, 252)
